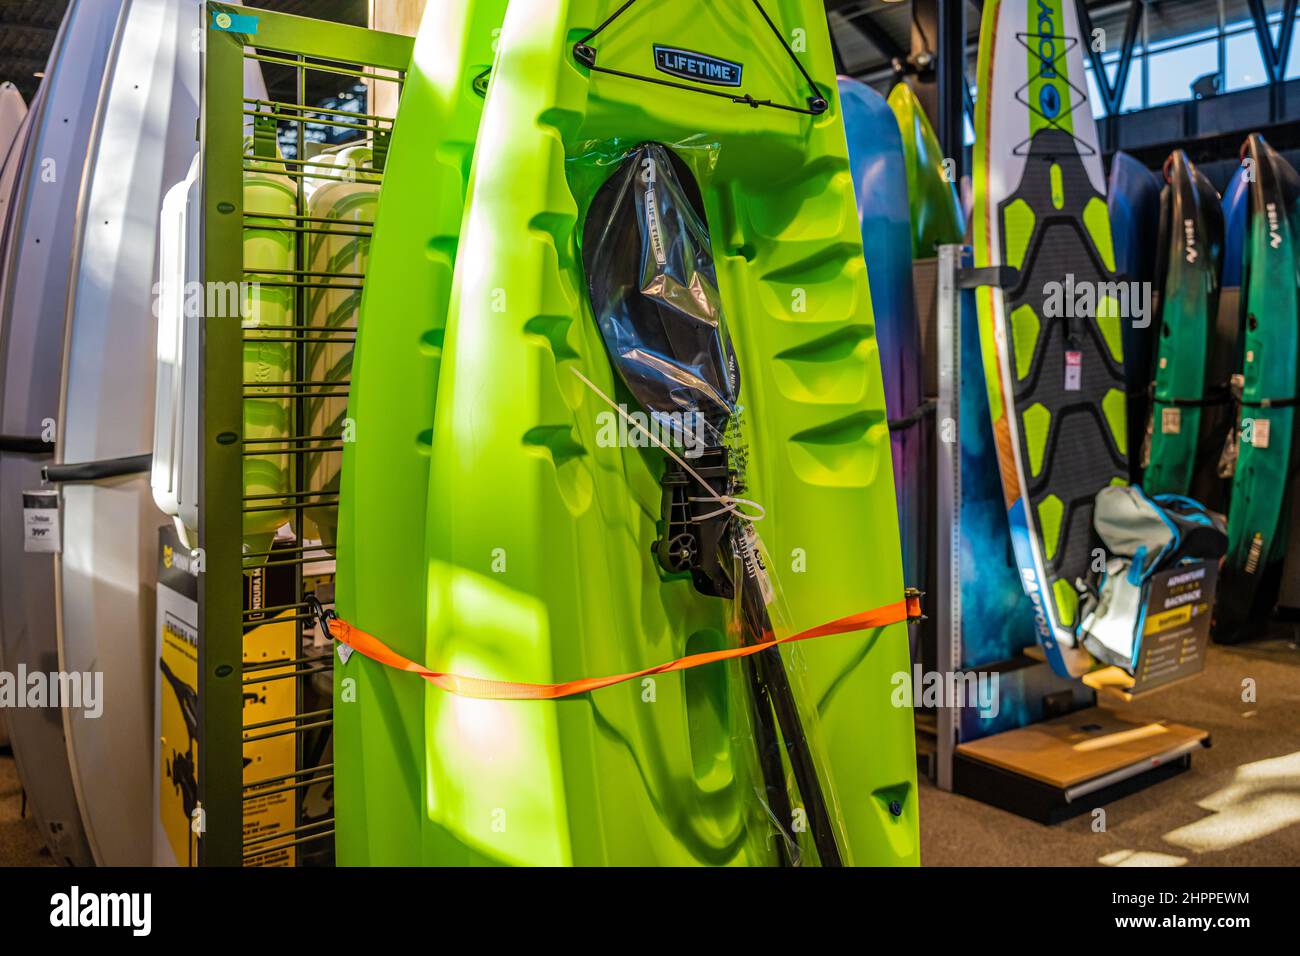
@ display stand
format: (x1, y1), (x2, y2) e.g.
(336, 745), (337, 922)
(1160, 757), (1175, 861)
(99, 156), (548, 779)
(953, 707), (1209, 824)
(920, 244), (1211, 821)
(185, 4), (412, 866)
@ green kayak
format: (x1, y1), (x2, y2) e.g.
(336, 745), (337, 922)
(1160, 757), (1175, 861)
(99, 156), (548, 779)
(1215, 134), (1300, 643)
(888, 82), (965, 257)
(407, 0), (916, 865)
(334, 0), (509, 865)
(1142, 150), (1229, 511)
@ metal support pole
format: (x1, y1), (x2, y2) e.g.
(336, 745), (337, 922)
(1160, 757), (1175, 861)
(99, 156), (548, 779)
(1246, 0), (1300, 123)
(1077, 0), (1144, 153)
(199, 9), (248, 868)
(938, 0), (967, 179)
(934, 244), (964, 792)
(912, 0), (968, 182)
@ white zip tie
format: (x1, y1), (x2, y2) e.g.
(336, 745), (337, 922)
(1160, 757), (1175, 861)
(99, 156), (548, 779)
(570, 366), (765, 523)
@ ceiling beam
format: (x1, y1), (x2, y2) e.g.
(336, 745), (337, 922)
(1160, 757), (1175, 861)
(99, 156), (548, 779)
(1076, 0), (1142, 117)
(841, 6), (908, 64)
(828, 20), (848, 73)
(0, 57), (50, 83)
(0, 20), (57, 42)
(1246, 0), (1300, 84)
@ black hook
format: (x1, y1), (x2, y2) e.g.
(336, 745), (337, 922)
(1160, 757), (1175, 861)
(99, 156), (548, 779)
(306, 593), (336, 631)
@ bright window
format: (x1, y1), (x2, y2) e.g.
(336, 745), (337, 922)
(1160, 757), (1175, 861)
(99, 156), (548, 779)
(1147, 38), (1219, 106)
(1083, 51), (1143, 115)
(1225, 27), (1268, 91)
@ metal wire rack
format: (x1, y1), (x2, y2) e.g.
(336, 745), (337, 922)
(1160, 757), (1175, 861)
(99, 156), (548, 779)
(200, 3), (411, 867)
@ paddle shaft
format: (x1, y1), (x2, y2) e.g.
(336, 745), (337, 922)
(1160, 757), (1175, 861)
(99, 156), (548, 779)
(741, 575), (843, 867)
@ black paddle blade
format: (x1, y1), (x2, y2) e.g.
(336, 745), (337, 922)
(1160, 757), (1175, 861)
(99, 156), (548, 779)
(582, 142), (740, 435)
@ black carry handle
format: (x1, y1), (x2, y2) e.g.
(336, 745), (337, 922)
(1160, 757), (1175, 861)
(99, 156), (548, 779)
(958, 265), (1021, 290)
(0, 434), (55, 455)
(42, 453), (151, 484)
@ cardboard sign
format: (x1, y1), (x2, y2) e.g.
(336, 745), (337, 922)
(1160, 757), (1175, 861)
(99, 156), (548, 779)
(1130, 560), (1216, 694)
(154, 526), (298, 866)
(155, 524), (201, 866)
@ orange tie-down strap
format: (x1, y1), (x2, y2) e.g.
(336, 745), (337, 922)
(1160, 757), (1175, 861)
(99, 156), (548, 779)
(326, 594), (922, 701)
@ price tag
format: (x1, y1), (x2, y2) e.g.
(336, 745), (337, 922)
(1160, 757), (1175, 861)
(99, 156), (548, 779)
(1253, 418), (1271, 449)
(22, 490), (61, 553)
(1064, 350), (1082, 391)
(1161, 406), (1181, 435)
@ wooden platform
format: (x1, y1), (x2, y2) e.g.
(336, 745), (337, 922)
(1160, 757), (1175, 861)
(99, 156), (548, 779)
(952, 707), (1209, 823)
(1082, 665), (1204, 702)
(1023, 643), (1205, 702)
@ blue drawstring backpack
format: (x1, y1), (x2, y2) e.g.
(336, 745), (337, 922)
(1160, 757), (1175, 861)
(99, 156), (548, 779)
(1079, 487), (1227, 671)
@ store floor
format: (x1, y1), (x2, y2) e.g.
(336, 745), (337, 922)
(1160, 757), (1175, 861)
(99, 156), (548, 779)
(0, 747), (52, 866)
(2, 633), (1297, 868)
(921, 633), (1300, 866)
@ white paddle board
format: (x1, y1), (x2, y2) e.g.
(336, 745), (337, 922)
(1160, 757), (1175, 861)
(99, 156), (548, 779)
(56, 0), (203, 867)
(972, 0), (1124, 678)
(0, 0), (128, 866)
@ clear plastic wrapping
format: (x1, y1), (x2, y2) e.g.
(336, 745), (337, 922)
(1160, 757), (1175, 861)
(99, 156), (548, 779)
(581, 141), (738, 433)
(571, 138), (844, 865)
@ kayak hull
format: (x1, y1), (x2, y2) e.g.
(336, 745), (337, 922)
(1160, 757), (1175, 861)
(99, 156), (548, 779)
(417, 0), (916, 865)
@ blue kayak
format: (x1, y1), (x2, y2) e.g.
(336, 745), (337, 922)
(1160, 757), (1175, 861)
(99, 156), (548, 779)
(838, 77), (926, 630)
(1107, 151), (1162, 483)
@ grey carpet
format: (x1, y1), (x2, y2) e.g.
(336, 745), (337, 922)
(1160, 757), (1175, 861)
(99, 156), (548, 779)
(921, 634), (1300, 866)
